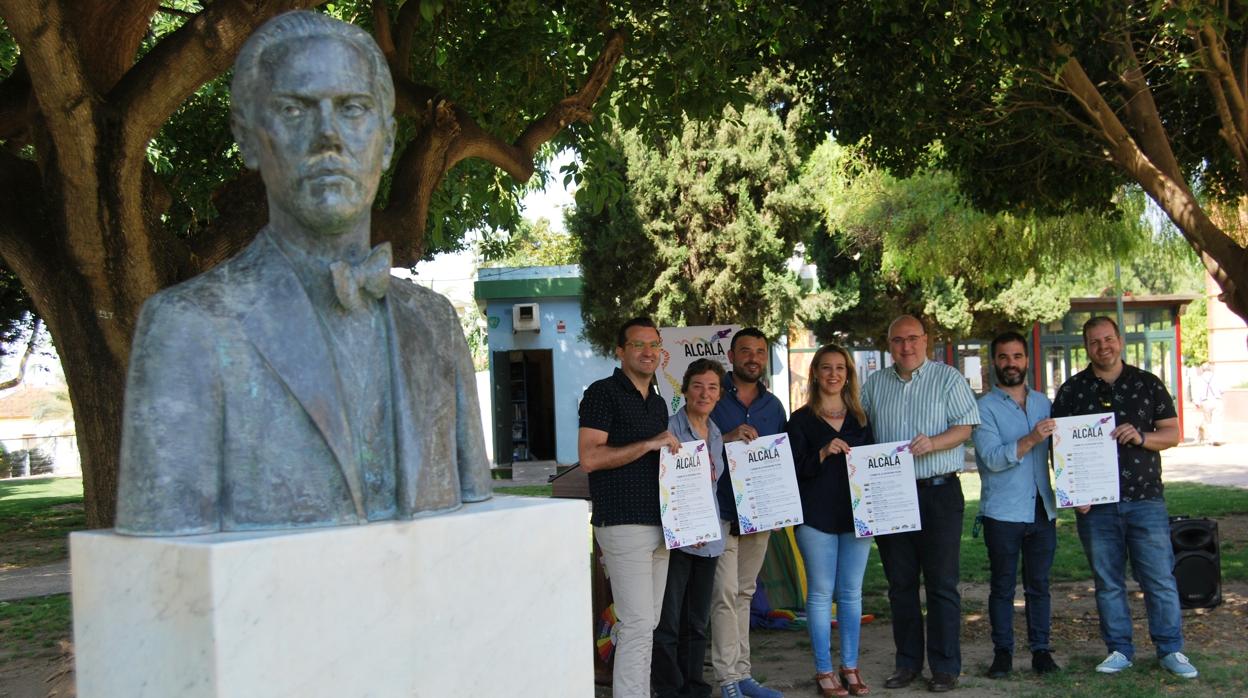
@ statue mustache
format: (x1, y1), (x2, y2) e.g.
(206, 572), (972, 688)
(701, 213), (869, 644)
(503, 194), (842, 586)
(302, 154), (356, 180)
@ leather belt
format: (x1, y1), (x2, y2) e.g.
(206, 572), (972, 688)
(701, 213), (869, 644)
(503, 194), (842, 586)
(916, 472), (959, 488)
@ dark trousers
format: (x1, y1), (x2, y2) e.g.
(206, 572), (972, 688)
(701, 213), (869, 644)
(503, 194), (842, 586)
(982, 497), (1056, 654)
(875, 479), (964, 675)
(652, 549), (718, 698)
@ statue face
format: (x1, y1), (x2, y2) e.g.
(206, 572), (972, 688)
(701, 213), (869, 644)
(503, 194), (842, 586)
(242, 36), (394, 234)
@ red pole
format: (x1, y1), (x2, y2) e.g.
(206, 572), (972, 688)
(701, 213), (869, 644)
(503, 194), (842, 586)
(1175, 309), (1184, 438)
(1032, 323), (1043, 393)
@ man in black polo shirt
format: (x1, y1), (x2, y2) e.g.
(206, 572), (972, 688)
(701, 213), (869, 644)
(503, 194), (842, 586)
(1051, 316), (1196, 680)
(579, 316), (680, 698)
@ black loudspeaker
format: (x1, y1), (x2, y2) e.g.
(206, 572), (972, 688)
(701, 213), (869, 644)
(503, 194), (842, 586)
(1169, 517), (1222, 609)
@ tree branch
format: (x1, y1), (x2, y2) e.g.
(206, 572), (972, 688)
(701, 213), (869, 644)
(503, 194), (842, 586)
(1115, 33), (1191, 193)
(395, 1), (422, 81)
(111, 0), (320, 152)
(377, 29), (626, 265)
(1199, 22), (1248, 145)
(515, 29), (625, 157)
(0, 317), (42, 391)
(1194, 28), (1248, 191)
(70, 0), (164, 92)
(1054, 48), (1248, 318)
(371, 0), (399, 71)
(188, 169), (267, 274)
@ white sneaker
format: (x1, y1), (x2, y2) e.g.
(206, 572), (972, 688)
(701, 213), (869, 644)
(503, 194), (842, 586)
(1095, 651), (1133, 673)
(1159, 652), (1198, 679)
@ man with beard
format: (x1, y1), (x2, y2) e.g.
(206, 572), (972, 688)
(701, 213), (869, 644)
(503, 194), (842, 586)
(861, 315), (979, 693)
(971, 331), (1060, 678)
(1052, 317), (1195, 679)
(709, 327), (788, 698)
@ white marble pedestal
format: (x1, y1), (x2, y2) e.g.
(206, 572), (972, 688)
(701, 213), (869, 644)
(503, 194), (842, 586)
(71, 496), (591, 697)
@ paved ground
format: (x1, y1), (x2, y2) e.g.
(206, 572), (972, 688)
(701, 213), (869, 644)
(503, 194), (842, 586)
(0, 561), (69, 602)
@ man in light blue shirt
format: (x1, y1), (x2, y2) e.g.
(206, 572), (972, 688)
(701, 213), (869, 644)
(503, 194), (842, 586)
(972, 331), (1060, 680)
(860, 315), (979, 693)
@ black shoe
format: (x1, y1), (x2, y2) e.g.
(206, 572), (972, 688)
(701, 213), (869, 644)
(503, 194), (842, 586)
(987, 649), (1011, 679)
(1032, 650), (1060, 675)
(927, 672), (958, 693)
(883, 667), (919, 689)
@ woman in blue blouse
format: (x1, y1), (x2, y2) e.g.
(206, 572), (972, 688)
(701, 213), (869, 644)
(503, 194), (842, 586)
(652, 359), (729, 698)
(787, 344), (875, 696)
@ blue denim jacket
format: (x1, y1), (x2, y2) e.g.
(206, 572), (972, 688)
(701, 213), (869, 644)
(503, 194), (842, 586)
(973, 387), (1056, 523)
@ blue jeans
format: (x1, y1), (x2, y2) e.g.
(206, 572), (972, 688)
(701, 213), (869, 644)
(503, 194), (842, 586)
(982, 500), (1056, 653)
(1076, 498), (1184, 659)
(794, 525), (872, 673)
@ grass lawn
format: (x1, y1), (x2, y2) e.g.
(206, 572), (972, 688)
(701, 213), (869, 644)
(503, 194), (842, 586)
(0, 477), (85, 569)
(0, 594), (71, 662)
(494, 484), (554, 497)
(853, 473), (1248, 615)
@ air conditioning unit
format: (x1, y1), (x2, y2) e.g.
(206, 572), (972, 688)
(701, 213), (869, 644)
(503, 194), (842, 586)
(512, 303), (540, 333)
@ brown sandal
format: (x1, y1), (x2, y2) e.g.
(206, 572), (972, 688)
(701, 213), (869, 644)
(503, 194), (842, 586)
(839, 666), (870, 696)
(815, 671), (848, 697)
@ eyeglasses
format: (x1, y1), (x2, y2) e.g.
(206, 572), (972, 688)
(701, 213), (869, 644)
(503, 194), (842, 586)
(624, 341), (662, 350)
(889, 335), (925, 346)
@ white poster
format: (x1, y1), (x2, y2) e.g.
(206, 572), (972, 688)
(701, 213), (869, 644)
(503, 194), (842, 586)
(845, 440), (922, 538)
(723, 435), (803, 534)
(658, 440), (723, 550)
(656, 325), (739, 416)
(1052, 413), (1120, 508)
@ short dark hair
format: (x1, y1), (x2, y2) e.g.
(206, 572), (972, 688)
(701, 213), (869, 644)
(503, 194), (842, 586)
(616, 316), (658, 348)
(990, 331), (1029, 358)
(681, 359), (725, 393)
(1082, 316), (1121, 343)
(730, 327), (767, 352)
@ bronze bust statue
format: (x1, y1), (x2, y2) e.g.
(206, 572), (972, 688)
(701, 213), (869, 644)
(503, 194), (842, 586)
(115, 11), (492, 536)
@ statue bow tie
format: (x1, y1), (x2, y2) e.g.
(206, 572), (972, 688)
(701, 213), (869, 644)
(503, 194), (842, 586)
(330, 243), (392, 311)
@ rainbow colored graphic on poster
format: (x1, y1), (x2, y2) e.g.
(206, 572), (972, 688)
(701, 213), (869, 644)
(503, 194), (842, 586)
(656, 325), (740, 416)
(1052, 412), (1120, 508)
(658, 440), (723, 549)
(845, 440), (921, 538)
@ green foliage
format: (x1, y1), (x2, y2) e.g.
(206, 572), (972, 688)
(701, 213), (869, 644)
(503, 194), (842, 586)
(1182, 295), (1209, 366)
(0, 477), (84, 569)
(481, 217), (581, 268)
(457, 298), (488, 372)
(0, 594), (71, 662)
(129, 1), (818, 258)
(803, 140), (1194, 345)
(493, 484), (553, 497)
(574, 72), (815, 353)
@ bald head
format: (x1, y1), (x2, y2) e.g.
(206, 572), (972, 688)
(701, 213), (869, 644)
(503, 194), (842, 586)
(887, 315), (928, 377)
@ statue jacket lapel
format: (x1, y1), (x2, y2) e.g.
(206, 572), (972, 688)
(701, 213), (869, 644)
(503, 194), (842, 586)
(239, 237), (368, 522)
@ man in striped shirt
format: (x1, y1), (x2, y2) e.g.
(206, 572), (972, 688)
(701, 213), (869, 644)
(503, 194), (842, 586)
(861, 315), (980, 693)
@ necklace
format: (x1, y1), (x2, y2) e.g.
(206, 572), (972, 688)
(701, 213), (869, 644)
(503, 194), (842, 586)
(819, 406), (847, 419)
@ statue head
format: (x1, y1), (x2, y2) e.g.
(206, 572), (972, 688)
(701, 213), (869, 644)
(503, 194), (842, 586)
(230, 11), (397, 235)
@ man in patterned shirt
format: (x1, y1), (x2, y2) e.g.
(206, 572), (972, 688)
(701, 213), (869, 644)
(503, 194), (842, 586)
(1051, 316), (1196, 679)
(861, 315), (980, 693)
(579, 316), (681, 698)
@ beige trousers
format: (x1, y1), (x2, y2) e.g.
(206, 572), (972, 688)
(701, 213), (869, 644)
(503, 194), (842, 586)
(710, 526), (772, 684)
(595, 524), (670, 698)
